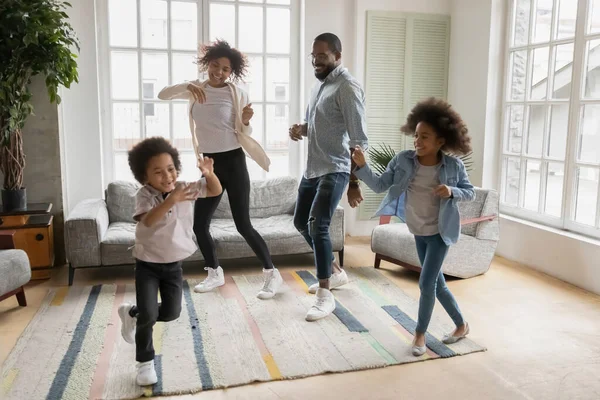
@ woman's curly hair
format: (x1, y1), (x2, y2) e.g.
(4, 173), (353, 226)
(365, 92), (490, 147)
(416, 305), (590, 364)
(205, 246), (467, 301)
(195, 39), (248, 83)
(400, 97), (472, 155)
(128, 137), (181, 184)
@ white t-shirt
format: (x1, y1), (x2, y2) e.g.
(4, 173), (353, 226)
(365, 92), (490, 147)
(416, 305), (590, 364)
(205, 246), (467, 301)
(405, 161), (441, 236)
(191, 84), (241, 154)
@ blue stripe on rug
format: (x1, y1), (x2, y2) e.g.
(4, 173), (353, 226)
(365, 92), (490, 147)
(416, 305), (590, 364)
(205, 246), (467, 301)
(46, 285), (102, 400)
(296, 270), (368, 333)
(183, 281), (214, 390)
(382, 305), (456, 358)
(152, 355), (163, 396)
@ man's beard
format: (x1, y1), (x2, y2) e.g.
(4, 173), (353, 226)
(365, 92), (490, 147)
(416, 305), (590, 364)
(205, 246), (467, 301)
(314, 63), (336, 81)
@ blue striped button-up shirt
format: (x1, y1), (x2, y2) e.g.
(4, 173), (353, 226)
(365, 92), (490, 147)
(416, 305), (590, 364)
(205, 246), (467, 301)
(304, 65), (369, 179)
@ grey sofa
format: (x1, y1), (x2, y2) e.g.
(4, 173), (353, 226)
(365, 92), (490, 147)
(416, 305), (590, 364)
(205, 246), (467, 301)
(0, 231), (31, 306)
(371, 188), (499, 279)
(65, 177), (345, 285)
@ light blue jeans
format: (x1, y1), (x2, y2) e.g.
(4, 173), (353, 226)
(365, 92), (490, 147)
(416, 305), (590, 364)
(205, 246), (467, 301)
(415, 234), (465, 334)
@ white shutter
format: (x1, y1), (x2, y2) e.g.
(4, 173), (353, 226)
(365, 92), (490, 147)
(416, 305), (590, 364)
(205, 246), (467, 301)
(360, 11), (450, 219)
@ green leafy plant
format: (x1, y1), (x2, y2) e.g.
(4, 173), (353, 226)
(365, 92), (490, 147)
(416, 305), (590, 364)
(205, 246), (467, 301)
(367, 144), (475, 175)
(0, 0), (79, 192)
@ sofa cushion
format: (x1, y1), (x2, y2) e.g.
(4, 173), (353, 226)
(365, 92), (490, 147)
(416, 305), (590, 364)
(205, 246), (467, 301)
(458, 189), (487, 236)
(106, 181), (140, 223)
(371, 222), (494, 278)
(0, 249), (31, 296)
(214, 177), (298, 219)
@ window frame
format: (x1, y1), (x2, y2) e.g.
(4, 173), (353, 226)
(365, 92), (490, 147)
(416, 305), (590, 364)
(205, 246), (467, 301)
(499, 0), (600, 239)
(96, 0), (301, 184)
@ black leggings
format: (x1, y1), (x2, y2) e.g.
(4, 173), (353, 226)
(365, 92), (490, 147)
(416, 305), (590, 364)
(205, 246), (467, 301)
(193, 147), (273, 269)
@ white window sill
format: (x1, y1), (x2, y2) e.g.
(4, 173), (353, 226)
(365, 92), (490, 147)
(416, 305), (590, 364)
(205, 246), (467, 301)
(500, 214), (600, 248)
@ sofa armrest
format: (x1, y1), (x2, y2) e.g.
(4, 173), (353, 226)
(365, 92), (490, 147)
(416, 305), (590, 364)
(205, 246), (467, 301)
(65, 199), (109, 267)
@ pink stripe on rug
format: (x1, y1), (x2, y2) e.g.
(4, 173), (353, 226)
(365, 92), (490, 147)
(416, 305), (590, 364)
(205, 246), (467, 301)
(89, 284), (126, 399)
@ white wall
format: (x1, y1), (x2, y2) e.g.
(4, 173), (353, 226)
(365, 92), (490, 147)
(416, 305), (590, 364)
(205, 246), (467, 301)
(59, 0), (105, 214)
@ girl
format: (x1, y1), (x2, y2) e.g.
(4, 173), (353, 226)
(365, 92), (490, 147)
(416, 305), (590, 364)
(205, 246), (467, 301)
(158, 40), (283, 300)
(352, 98), (475, 356)
(119, 137), (222, 386)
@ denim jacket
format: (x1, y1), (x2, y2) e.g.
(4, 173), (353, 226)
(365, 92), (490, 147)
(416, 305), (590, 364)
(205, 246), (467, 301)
(355, 150), (475, 245)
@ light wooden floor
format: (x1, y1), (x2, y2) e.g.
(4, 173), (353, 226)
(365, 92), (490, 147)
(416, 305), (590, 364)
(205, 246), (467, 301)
(2, 237), (600, 400)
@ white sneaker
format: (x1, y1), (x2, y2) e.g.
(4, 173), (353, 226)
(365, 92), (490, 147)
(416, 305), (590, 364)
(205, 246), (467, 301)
(257, 268), (283, 300)
(194, 266), (225, 293)
(305, 288), (336, 321)
(136, 360), (158, 386)
(308, 269), (349, 294)
(118, 302), (136, 344)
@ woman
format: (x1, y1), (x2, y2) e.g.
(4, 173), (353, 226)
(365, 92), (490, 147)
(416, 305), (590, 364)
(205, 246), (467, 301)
(158, 40), (282, 300)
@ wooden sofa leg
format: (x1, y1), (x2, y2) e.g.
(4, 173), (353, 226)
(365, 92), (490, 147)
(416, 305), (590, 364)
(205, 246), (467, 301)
(16, 286), (27, 307)
(374, 255), (381, 269)
(338, 249), (344, 267)
(69, 263), (75, 286)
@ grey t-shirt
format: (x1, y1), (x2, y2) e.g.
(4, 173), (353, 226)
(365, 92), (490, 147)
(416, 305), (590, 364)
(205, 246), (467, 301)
(405, 162), (441, 236)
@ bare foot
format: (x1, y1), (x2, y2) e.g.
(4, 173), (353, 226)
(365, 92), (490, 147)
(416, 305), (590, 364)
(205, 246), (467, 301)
(413, 333), (425, 347)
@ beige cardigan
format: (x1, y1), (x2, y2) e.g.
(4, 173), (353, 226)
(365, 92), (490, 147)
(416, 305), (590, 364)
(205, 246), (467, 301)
(157, 80), (270, 172)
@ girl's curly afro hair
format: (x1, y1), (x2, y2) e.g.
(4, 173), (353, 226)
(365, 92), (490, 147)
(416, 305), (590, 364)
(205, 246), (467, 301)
(195, 39), (248, 83)
(400, 97), (472, 155)
(128, 137), (181, 185)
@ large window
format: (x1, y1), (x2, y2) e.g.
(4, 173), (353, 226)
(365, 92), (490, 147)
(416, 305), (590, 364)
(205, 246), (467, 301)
(98, 0), (298, 183)
(501, 0), (600, 238)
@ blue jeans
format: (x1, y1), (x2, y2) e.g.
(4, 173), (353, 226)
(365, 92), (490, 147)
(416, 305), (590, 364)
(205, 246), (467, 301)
(415, 234), (465, 334)
(294, 173), (349, 280)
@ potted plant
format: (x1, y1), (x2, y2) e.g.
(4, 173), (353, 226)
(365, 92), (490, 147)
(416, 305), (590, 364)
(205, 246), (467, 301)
(368, 143), (474, 175)
(0, 0), (79, 211)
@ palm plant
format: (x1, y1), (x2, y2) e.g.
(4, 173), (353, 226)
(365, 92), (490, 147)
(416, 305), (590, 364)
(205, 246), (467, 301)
(367, 144), (474, 175)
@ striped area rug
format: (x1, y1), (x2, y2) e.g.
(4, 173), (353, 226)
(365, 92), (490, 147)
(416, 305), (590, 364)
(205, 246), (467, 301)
(1, 268), (485, 399)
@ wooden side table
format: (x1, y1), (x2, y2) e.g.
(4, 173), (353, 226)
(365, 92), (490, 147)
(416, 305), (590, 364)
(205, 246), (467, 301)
(0, 203), (55, 280)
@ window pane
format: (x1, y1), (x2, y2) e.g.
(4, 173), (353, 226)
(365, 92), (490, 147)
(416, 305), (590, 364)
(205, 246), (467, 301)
(209, 4), (235, 45)
(532, 0), (553, 43)
(239, 6), (263, 53)
(240, 56), (263, 102)
(115, 153), (136, 182)
(144, 103), (170, 139)
(267, 8), (290, 53)
(113, 103), (140, 150)
(171, 2), (197, 50)
(524, 160), (541, 211)
(552, 43), (574, 99)
(173, 103), (193, 150)
(141, 0), (168, 49)
(506, 105), (525, 154)
(530, 46), (549, 100)
(266, 153), (289, 178)
(556, 0), (577, 39)
(172, 53), (198, 84)
(244, 0), (263, 3)
(513, 0), (531, 47)
(266, 58), (290, 102)
(111, 51), (139, 100)
(578, 105), (600, 164)
(526, 105), (546, 156)
(508, 50), (527, 101)
(583, 39), (600, 99)
(109, 0), (137, 47)
(266, 104), (288, 151)
(267, 0), (290, 4)
(545, 162), (564, 217)
(574, 167), (599, 225)
(179, 152), (201, 183)
(142, 53), (168, 100)
(589, 0), (600, 34)
(503, 157), (521, 206)
(250, 104), (264, 146)
(548, 104), (569, 159)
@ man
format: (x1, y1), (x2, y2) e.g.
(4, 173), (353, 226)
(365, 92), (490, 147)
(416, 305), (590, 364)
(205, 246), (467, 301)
(290, 32), (368, 321)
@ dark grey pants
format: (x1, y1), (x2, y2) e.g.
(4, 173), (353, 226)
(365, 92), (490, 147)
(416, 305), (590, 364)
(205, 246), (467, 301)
(132, 259), (183, 362)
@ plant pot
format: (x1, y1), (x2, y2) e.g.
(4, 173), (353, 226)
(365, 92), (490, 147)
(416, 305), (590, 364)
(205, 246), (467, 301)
(1, 188), (27, 211)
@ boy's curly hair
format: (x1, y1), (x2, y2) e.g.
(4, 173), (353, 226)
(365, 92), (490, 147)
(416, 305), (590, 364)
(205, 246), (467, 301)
(400, 97), (472, 155)
(195, 39), (248, 83)
(128, 137), (181, 184)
